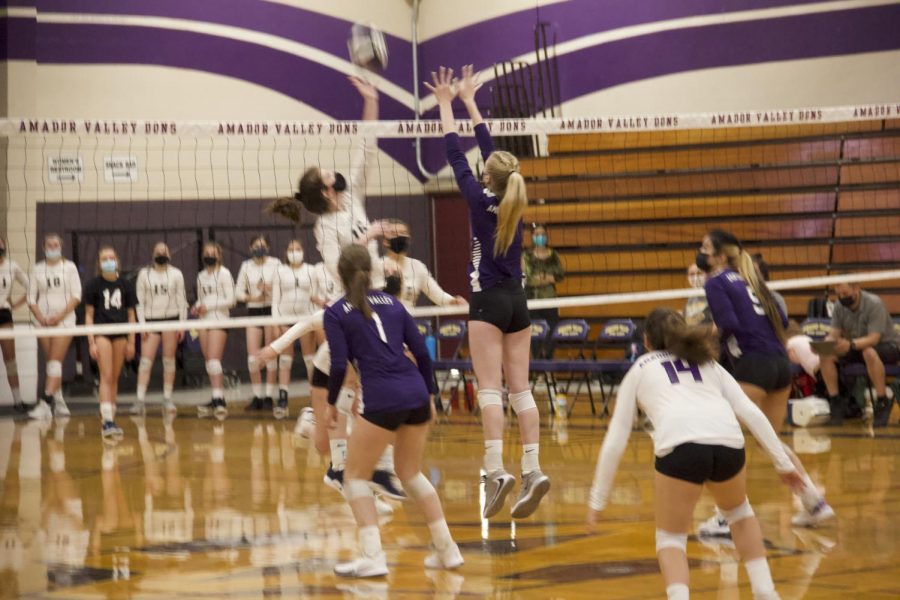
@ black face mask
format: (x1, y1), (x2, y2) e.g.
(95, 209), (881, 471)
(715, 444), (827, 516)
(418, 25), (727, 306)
(695, 251), (713, 273)
(203, 256), (217, 267)
(332, 172), (347, 192)
(154, 255), (169, 266)
(384, 275), (402, 296)
(839, 295), (855, 307)
(388, 236), (409, 254)
(0, 248), (6, 258)
(251, 247), (268, 259)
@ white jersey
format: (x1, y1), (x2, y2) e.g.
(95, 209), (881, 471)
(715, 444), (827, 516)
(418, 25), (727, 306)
(0, 258), (28, 310)
(589, 350), (794, 511)
(272, 263), (317, 318)
(135, 265), (188, 321)
(391, 256), (454, 310)
(313, 137), (385, 289)
(311, 262), (343, 305)
(27, 259), (82, 327)
(235, 257), (281, 308)
(195, 266), (235, 321)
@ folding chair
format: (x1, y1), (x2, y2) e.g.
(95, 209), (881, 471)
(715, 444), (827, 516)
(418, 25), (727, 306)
(800, 318), (831, 340)
(542, 319), (595, 416)
(528, 319), (554, 404)
(431, 320), (474, 412)
(593, 319), (637, 416)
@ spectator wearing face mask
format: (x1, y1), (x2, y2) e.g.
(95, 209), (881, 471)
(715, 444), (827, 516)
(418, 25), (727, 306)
(820, 279), (900, 427)
(523, 224), (564, 333)
(684, 263), (712, 326)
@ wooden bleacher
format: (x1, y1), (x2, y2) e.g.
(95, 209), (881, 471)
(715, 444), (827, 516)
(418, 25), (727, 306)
(521, 122), (900, 324)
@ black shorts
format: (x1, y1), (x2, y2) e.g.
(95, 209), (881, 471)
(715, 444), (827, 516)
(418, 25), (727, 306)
(0, 308), (12, 326)
(145, 316), (179, 333)
(361, 404), (431, 432)
(311, 367), (329, 388)
(732, 353), (792, 392)
(840, 342), (900, 367)
(96, 334), (129, 342)
(469, 279), (530, 334)
(247, 306), (271, 318)
(655, 443), (746, 485)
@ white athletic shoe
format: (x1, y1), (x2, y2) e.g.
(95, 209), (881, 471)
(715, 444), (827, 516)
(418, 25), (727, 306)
(130, 401), (145, 415)
(333, 553), (388, 578)
(510, 470), (550, 519)
(481, 469), (516, 519)
(698, 512), (731, 537)
(28, 400), (53, 421)
(424, 543), (464, 570)
(791, 501), (835, 528)
(54, 397), (71, 417)
(294, 407), (316, 438)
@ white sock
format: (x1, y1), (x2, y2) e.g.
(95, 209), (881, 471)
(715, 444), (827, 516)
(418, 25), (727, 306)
(376, 445), (394, 472)
(163, 384), (173, 400)
(11, 387), (23, 403)
(745, 557), (776, 597)
(252, 382), (263, 398)
(666, 583), (689, 600)
(100, 402), (114, 422)
(484, 440), (503, 472)
(54, 390), (64, 403)
(212, 388), (225, 400)
(265, 383), (275, 398)
(280, 385), (290, 393)
(521, 443), (540, 474)
(359, 525), (383, 558)
(427, 518), (453, 551)
(330, 439), (347, 470)
(136, 384), (147, 402)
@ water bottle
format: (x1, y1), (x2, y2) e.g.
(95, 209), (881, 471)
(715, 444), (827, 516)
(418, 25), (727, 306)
(629, 342), (638, 363)
(425, 334), (437, 361)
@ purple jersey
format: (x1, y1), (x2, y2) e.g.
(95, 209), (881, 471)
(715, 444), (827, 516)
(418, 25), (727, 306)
(445, 123), (523, 292)
(324, 290), (436, 413)
(704, 268), (787, 359)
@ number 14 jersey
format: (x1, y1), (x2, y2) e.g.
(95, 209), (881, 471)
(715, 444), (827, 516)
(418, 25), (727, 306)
(84, 276), (137, 325)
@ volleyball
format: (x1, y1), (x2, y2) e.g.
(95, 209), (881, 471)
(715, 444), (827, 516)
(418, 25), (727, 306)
(347, 23), (388, 71)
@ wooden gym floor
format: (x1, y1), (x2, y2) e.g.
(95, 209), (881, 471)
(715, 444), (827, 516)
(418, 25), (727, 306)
(1, 399), (899, 599)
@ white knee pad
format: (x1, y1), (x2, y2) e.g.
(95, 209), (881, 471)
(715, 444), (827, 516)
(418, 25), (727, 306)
(162, 357), (176, 374)
(336, 387), (356, 416)
(303, 354), (315, 373)
(247, 355), (260, 373)
(266, 359), (277, 373)
(46, 360), (62, 378)
(312, 342), (331, 374)
(206, 359), (223, 376)
(344, 478), (373, 501)
(138, 357), (154, 374)
(402, 472), (436, 500)
(279, 355), (293, 370)
(655, 529), (688, 553)
(508, 390), (537, 414)
(477, 389), (503, 410)
(721, 499), (755, 525)
(4, 359), (17, 375)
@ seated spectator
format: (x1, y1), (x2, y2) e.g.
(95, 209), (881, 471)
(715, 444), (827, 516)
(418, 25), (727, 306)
(684, 263), (712, 326)
(819, 280), (900, 427)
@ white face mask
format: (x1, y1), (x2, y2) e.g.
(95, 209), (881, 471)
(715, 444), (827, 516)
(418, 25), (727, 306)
(287, 250), (304, 265)
(688, 274), (706, 289)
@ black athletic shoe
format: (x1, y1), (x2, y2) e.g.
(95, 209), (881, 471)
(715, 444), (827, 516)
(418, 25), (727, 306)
(198, 400), (216, 418)
(245, 396), (264, 412)
(263, 396), (274, 410)
(370, 469), (406, 500)
(826, 395), (846, 426)
(213, 398), (228, 421)
(873, 397), (892, 428)
(274, 391), (289, 420)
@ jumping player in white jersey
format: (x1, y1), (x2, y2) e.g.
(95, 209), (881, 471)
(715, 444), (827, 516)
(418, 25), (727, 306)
(235, 235), (282, 412)
(587, 308), (803, 600)
(192, 241), (235, 419)
(27, 234), (81, 420)
(0, 236), (29, 409)
(271, 239), (318, 418)
(134, 242), (188, 415)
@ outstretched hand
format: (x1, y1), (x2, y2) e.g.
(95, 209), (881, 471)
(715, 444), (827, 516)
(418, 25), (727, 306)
(780, 470), (806, 495)
(348, 76), (378, 101)
(457, 64), (482, 102)
(424, 66), (458, 104)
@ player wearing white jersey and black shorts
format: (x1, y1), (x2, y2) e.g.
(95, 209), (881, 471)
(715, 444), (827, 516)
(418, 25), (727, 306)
(134, 242), (188, 415)
(0, 236), (29, 409)
(235, 235), (282, 412)
(271, 239), (318, 418)
(27, 234), (82, 420)
(84, 245), (137, 443)
(587, 308), (803, 600)
(192, 241), (235, 418)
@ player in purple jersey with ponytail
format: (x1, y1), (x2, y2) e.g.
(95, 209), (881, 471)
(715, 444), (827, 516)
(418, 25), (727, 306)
(427, 65), (549, 520)
(696, 229), (834, 532)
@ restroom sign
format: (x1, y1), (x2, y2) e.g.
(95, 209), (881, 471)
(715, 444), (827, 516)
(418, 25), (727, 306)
(104, 155), (138, 182)
(48, 156), (83, 183)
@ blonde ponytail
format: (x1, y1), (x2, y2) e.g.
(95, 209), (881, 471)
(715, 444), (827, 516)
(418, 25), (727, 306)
(485, 151), (527, 257)
(734, 249), (786, 342)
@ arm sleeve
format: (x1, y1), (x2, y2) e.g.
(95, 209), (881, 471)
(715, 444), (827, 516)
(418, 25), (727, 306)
(445, 133), (489, 206)
(589, 368), (639, 510)
(271, 268), (283, 317)
(234, 262), (250, 303)
(67, 263), (82, 302)
(13, 262), (28, 292)
(271, 310), (325, 354)
(317, 226), (342, 285)
(704, 277), (741, 337)
(474, 122), (495, 161)
(27, 266), (38, 305)
(415, 261), (454, 306)
(716, 364), (795, 473)
(324, 310), (348, 406)
(135, 270), (147, 323)
(348, 137), (375, 201)
(176, 271), (188, 320)
(206, 270), (236, 311)
(403, 309), (437, 394)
